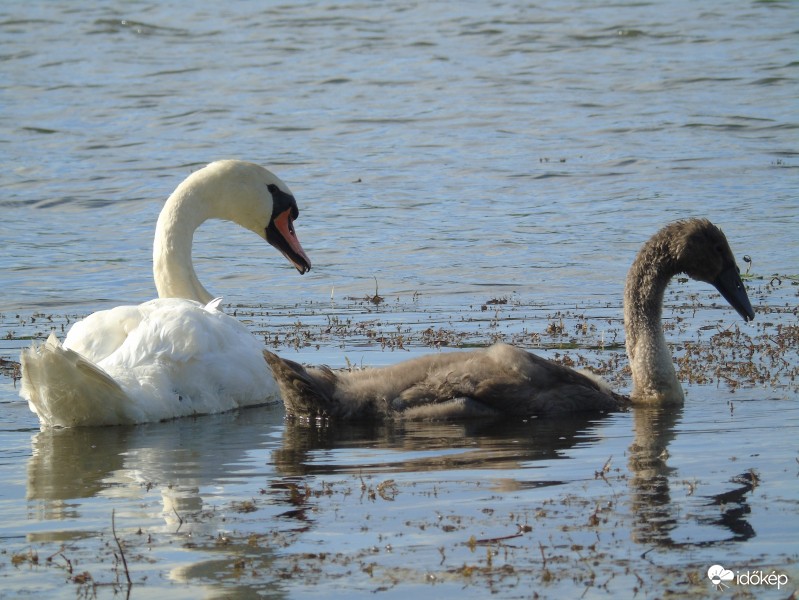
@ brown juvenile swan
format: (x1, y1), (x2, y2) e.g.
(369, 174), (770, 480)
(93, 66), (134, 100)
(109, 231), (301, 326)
(265, 219), (755, 420)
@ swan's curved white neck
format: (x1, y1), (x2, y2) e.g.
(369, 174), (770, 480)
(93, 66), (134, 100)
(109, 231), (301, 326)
(153, 181), (216, 304)
(624, 241), (683, 404)
(151, 160), (298, 305)
(153, 162), (272, 304)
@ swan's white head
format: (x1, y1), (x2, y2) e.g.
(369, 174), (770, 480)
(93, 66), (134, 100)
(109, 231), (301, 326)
(154, 160), (311, 303)
(194, 160), (311, 274)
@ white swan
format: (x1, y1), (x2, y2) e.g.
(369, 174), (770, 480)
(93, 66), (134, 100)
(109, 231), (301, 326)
(21, 160), (311, 427)
(265, 219), (754, 420)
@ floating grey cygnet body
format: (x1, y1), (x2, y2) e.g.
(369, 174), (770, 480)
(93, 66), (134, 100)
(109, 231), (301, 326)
(266, 219), (754, 420)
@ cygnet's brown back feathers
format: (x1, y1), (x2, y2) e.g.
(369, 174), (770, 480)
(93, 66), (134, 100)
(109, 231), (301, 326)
(265, 344), (627, 421)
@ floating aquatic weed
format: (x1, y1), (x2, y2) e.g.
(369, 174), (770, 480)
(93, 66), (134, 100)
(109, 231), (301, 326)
(231, 500), (259, 513)
(2, 273), (797, 407)
(10, 549), (38, 567)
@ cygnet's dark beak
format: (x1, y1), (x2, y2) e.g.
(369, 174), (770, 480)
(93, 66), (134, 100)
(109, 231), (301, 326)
(713, 265), (755, 322)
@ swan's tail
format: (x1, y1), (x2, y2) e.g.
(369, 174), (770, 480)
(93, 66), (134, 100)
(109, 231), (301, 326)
(21, 333), (132, 427)
(263, 350), (339, 419)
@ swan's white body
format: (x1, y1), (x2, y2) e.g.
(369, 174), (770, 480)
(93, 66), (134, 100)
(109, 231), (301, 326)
(24, 300), (276, 426)
(21, 160), (311, 428)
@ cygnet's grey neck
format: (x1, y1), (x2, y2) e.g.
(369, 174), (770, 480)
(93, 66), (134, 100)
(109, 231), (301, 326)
(623, 234), (682, 404)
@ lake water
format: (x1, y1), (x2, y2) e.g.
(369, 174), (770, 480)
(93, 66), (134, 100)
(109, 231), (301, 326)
(1, 1), (797, 598)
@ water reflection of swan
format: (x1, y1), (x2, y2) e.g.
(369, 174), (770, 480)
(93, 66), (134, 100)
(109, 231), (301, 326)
(25, 407), (286, 534)
(266, 219), (754, 420)
(21, 160), (311, 428)
(25, 408), (290, 596)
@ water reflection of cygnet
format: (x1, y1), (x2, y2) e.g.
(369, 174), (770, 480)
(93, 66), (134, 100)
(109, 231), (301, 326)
(271, 414), (610, 478)
(628, 405), (756, 548)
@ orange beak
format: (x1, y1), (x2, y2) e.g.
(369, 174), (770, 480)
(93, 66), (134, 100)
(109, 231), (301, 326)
(266, 209), (311, 274)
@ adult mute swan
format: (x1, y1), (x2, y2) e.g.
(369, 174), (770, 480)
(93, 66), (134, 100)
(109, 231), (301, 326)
(265, 219), (754, 420)
(21, 160), (311, 427)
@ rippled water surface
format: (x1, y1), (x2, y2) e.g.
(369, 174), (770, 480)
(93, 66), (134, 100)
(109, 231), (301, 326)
(1, 1), (797, 598)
